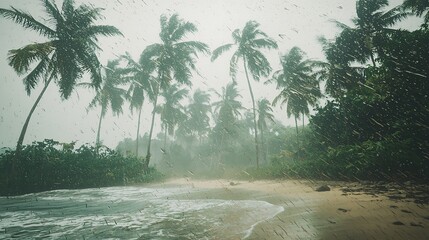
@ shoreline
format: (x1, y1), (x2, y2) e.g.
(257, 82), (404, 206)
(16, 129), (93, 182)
(150, 178), (429, 240)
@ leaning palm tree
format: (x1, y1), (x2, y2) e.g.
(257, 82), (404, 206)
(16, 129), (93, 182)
(0, 0), (122, 153)
(331, 0), (409, 66)
(257, 98), (275, 163)
(269, 47), (321, 136)
(158, 84), (189, 149)
(84, 60), (127, 149)
(142, 14), (209, 171)
(122, 52), (156, 156)
(211, 20), (277, 168)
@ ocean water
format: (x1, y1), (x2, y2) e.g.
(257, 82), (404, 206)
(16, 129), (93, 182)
(0, 185), (284, 239)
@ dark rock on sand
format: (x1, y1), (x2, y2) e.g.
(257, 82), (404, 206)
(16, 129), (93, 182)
(393, 221), (405, 225)
(316, 185), (330, 192)
(337, 208), (349, 213)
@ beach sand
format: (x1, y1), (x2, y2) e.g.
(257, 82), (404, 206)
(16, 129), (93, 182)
(149, 178), (429, 240)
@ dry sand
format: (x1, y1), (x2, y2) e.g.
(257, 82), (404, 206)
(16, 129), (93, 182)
(150, 178), (429, 240)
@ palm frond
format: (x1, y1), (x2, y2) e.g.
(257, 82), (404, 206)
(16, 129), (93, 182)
(176, 40), (210, 56)
(74, 4), (103, 24)
(246, 49), (272, 81)
(381, 6), (412, 27)
(252, 38), (278, 49)
(62, 0), (75, 19)
(211, 43), (233, 61)
(79, 25), (123, 38)
(170, 21), (197, 42)
(7, 42), (54, 74)
(0, 7), (56, 37)
(232, 29), (241, 43)
(229, 51), (239, 81)
(43, 0), (63, 25)
(22, 56), (50, 95)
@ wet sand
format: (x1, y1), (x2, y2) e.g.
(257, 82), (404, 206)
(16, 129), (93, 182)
(150, 178), (429, 240)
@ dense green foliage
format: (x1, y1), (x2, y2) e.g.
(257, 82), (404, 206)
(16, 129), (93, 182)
(253, 2), (429, 182)
(0, 139), (162, 196)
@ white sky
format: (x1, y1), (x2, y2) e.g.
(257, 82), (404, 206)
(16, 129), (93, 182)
(0, 0), (421, 149)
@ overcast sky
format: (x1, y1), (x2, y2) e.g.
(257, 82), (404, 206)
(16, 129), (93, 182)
(0, 0), (421, 149)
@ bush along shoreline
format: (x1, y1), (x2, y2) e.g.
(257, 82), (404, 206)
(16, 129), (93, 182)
(0, 139), (163, 196)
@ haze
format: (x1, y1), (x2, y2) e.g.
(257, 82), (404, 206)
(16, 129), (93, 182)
(0, 0), (418, 148)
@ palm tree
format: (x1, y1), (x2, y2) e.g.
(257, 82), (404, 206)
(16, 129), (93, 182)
(212, 82), (244, 146)
(211, 20), (277, 168)
(122, 52), (156, 156)
(84, 60), (127, 149)
(269, 47), (321, 137)
(142, 14), (209, 171)
(257, 98), (275, 163)
(0, 0), (122, 152)
(158, 84), (189, 149)
(187, 89), (211, 143)
(331, 0), (408, 67)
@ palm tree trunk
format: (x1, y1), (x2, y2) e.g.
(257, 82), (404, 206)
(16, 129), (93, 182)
(135, 105), (143, 157)
(96, 106), (104, 151)
(16, 77), (53, 154)
(295, 115), (299, 142)
(370, 52), (377, 67)
(302, 113), (305, 132)
(260, 128), (265, 164)
(266, 133), (269, 164)
(243, 58), (260, 169)
(163, 125), (167, 150)
(144, 93), (159, 173)
(13, 77), (52, 192)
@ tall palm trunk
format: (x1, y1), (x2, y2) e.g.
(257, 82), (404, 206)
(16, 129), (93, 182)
(294, 115), (299, 143)
(135, 105), (143, 156)
(302, 113), (305, 132)
(260, 127), (266, 163)
(96, 106), (104, 150)
(16, 77), (53, 154)
(243, 57), (260, 168)
(163, 124), (168, 151)
(13, 77), (52, 192)
(144, 92), (159, 173)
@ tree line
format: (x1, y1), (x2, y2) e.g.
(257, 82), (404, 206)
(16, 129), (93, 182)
(1, 0), (428, 182)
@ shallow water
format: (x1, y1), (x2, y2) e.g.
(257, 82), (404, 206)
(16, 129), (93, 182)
(0, 185), (283, 239)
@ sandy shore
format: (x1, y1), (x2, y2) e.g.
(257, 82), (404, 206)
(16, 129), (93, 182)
(149, 178), (429, 240)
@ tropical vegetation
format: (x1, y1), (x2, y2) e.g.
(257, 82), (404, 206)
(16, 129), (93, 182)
(1, 0), (428, 195)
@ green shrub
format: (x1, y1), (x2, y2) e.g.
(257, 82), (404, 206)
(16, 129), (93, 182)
(247, 138), (428, 182)
(0, 139), (163, 196)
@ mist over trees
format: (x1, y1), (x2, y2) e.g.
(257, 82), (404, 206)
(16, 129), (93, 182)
(1, 0), (428, 194)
